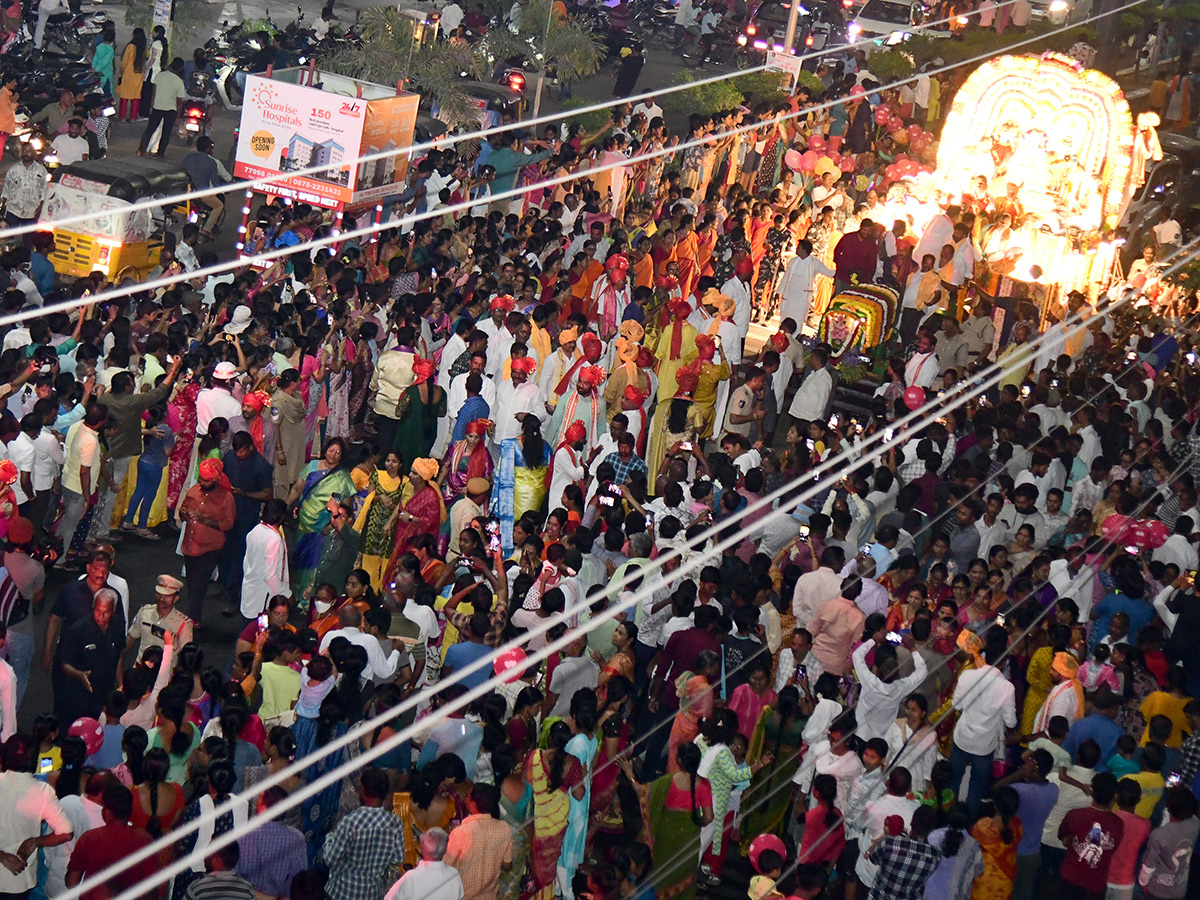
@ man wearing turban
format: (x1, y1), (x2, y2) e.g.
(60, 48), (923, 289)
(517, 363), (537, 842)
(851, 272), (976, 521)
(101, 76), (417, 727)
(692, 335), (732, 440)
(178, 456), (236, 623)
(620, 384), (649, 458)
(646, 296), (699, 475)
(1032, 651), (1085, 734)
(479, 294), (516, 345)
(493, 355), (547, 446)
(229, 390), (276, 459)
(590, 253), (632, 341)
(604, 321), (651, 426)
(547, 365), (606, 455)
(702, 289), (741, 437)
(547, 420), (588, 514)
(539, 327), (580, 410)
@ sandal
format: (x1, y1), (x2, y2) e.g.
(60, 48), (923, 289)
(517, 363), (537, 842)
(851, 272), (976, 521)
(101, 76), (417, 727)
(136, 528), (161, 540)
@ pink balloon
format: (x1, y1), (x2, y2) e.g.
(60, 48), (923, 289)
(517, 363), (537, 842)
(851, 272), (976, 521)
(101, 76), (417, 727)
(903, 386), (925, 410)
(839, 156), (857, 172)
(885, 163), (900, 180)
(493, 647), (528, 683)
(749, 835), (787, 874)
(826, 151), (841, 167)
(874, 107), (891, 125)
(807, 134), (827, 152)
(907, 123), (922, 138)
(800, 150), (819, 171)
(784, 148), (804, 172)
(887, 115), (904, 133)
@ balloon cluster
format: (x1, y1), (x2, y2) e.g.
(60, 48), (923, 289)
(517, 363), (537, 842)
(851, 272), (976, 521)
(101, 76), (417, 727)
(784, 133), (859, 176)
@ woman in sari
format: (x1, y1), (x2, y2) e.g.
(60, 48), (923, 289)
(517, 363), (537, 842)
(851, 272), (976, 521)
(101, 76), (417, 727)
(970, 787), (1021, 900)
(294, 694), (350, 864)
(627, 741), (714, 900)
(668, 649), (719, 773)
(166, 362), (202, 508)
(383, 457), (444, 582)
(561, 694), (599, 895)
(438, 419), (494, 508)
(298, 335), (327, 459)
(348, 322), (375, 441)
(740, 686), (807, 844)
(286, 437), (357, 599)
(353, 450), (406, 589)
(588, 677), (636, 852)
(0, 461), (18, 542)
(524, 720), (585, 900)
(593, 622), (636, 703)
(493, 416), (550, 553)
(394, 359), (447, 470)
(494, 743), (533, 900)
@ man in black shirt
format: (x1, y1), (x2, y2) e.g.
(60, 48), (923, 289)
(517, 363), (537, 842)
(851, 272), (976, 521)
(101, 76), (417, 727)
(56, 589), (123, 722)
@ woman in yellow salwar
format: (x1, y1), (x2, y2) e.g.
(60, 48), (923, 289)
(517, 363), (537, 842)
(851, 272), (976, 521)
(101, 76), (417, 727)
(692, 335), (731, 440)
(739, 686), (805, 847)
(352, 450), (406, 589)
(525, 721), (585, 900)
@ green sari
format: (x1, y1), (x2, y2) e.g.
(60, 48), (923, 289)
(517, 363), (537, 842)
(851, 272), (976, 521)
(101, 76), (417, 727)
(738, 708), (806, 848)
(292, 462), (358, 598)
(647, 775), (705, 900)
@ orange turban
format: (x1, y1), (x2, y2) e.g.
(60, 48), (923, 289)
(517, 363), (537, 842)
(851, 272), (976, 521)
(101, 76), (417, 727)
(619, 319), (645, 343)
(411, 458), (439, 481)
(465, 419), (492, 436)
(198, 458), (223, 482)
(559, 327), (579, 345)
(490, 294), (516, 311)
(412, 358), (436, 384)
(511, 357), (537, 376)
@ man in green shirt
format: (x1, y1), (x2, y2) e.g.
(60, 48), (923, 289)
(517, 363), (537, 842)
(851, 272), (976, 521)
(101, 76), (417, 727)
(483, 131), (552, 211)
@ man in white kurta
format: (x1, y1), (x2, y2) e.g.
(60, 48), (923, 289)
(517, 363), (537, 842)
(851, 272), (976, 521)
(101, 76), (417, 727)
(240, 514), (291, 619)
(538, 329), (579, 410)
(777, 240), (836, 326)
(493, 358), (547, 445)
(547, 422), (588, 513)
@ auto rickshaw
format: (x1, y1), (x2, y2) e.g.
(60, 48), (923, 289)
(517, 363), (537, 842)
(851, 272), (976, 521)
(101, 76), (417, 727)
(39, 156), (194, 279)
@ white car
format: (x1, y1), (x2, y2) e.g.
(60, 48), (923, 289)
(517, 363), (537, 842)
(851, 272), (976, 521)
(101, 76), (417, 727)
(847, 0), (947, 45)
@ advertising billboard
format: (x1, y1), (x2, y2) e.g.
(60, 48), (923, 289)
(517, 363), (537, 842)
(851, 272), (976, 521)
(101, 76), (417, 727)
(233, 75), (367, 209)
(351, 93), (420, 207)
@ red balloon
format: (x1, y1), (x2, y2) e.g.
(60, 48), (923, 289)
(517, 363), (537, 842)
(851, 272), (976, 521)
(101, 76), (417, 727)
(903, 386), (925, 410)
(493, 647), (528, 683)
(807, 134), (827, 152)
(826, 151), (841, 167)
(907, 123), (922, 138)
(800, 149), (819, 172)
(887, 115), (904, 133)
(839, 156), (857, 172)
(749, 835), (787, 874)
(874, 107), (891, 125)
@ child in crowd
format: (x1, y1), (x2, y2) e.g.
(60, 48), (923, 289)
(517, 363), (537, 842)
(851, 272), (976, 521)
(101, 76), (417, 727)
(1080, 643), (1120, 692)
(294, 655), (336, 719)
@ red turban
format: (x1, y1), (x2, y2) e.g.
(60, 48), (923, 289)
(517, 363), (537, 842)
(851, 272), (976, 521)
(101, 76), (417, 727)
(198, 458), (233, 490)
(563, 420), (587, 445)
(735, 257), (754, 279)
(578, 365), (606, 390)
(769, 331), (789, 351)
(696, 334), (716, 361)
(465, 418), (492, 437)
(623, 385), (646, 406)
(511, 357), (537, 376)
(675, 362), (700, 396)
(0, 460), (16, 485)
(490, 294), (516, 311)
(580, 332), (603, 363)
(606, 253), (630, 274)
(668, 297), (692, 319)
(412, 358), (436, 384)
(242, 391), (271, 413)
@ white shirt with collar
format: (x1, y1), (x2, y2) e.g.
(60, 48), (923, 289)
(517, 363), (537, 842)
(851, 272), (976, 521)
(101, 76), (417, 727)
(951, 663), (1016, 756)
(851, 639), (929, 741)
(319, 625), (400, 680)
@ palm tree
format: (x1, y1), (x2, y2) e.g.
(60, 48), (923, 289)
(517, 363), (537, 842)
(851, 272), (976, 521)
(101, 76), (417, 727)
(319, 8), (486, 128)
(481, 0), (605, 116)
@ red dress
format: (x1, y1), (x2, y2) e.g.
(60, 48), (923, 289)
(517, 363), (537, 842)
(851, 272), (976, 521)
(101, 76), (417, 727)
(166, 381), (200, 508)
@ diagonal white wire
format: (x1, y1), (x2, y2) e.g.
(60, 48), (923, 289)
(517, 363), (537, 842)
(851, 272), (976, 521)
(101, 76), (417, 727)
(68, 234), (1200, 900)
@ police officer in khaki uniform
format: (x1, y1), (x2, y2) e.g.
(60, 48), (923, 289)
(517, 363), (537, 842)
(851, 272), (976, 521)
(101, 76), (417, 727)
(125, 574), (194, 659)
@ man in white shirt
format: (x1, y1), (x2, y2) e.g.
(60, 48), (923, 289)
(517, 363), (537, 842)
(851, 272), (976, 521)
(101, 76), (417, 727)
(776, 239), (835, 327)
(385, 829), (463, 900)
(447, 354), (497, 418)
(854, 768), (922, 890)
(632, 96), (664, 123)
(904, 328), (939, 389)
(950, 632), (1017, 816)
(318, 605), (400, 681)
(791, 547), (845, 625)
(673, 0), (698, 52)
(50, 119), (89, 166)
(1154, 516), (1199, 574)
(240, 502), (291, 619)
(787, 346), (832, 424)
(547, 422), (587, 514)
(851, 637), (929, 740)
(492, 358), (546, 445)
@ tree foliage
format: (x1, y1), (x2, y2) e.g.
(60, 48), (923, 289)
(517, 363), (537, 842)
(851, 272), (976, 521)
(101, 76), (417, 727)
(320, 7), (485, 128)
(481, 0), (605, 84)
(662, 70), (747, 116)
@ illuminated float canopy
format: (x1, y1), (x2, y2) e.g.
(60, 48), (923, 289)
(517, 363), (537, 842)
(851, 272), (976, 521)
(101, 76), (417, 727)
(931, 52), (1136, 298)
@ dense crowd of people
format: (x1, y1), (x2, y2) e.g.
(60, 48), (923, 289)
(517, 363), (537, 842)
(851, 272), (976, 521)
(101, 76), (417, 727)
(0, 30), (1193, 900)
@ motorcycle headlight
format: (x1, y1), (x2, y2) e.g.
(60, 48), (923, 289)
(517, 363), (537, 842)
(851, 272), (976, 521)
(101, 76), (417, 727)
(1048, 2), (1068, 11)
(737, 33), (747, 44)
